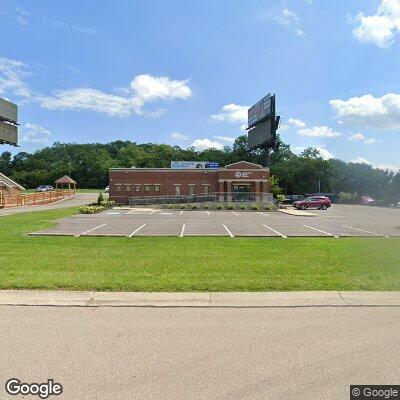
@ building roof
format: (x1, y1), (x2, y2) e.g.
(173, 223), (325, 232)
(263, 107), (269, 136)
(225, 161), (263, 169)
(55, 175), (77, 184)
(0, 172), (25, 190)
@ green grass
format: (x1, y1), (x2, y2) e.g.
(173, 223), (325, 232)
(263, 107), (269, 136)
(0, 207), (399, 291)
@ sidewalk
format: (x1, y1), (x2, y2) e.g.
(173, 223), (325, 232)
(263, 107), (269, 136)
(0, 290), (399, 307)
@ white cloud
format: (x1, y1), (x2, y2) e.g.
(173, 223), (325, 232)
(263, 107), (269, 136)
(0, 57), (32, 98)
(276, 8), (299, 26)
(316, 146), (334, 160)
(330, 93), (400, 129)
(296, 29), (306, 37)
(288, 117), (306, 128)
(213, 135), (236, 144)
(170, 132), (190, 141)
(350, 156), (400, 172)
(298, 125), (342, 137)
(349, 133), (366, 142)
(211, 103), (248, 125)
(40, 88), (134, 117)
(364, 138), (377, 144)
(0, 57), (192, 117)
(21, 123), (52, 144)
(191, 138), (224, 151)
(352, 0), (400, 48)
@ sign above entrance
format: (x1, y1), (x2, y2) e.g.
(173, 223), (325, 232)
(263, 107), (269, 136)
(234, 171), (252, 178)
(171, 161), (219, 169)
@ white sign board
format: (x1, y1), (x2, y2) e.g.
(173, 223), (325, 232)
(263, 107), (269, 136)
(0, 121), (18, 145)
(0, 98), (18, 123)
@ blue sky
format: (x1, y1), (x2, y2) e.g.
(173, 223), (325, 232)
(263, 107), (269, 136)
(0, 0), (399, 171)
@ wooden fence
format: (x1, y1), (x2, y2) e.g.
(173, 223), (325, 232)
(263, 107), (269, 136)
(0, 189), (75, 208)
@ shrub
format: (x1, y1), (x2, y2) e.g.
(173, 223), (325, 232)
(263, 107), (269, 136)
(251, 204), (259, 210)
(166, 204), (175, 209)
(204, 205), (210, 209)
(97, 192), (105, 205)
(216, 205), (223, 210)
(240, 205), (247, 210)
(338, 191), (357, 204)
(191, 205), (199, 210)
(226, 204), (234, 210)
(79, 205), (104, 214)
(276, 194), (285, 203)
(264, 204), (273, 211)
(180, 205), (187, 209)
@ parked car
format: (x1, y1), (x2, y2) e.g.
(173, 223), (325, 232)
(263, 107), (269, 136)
(293, 196), (331, 210)
(360, 195), (375, 205)
(282, 194), (305, 204)
(36, 185), (54, 192)
(104, 186), (109, 193)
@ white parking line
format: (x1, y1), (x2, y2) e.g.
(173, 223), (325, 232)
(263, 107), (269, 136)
(180, 224), (186, 237)
(263, 224), (287, 238)
(128, 224), (146, 237)
(179, 210), (184, 216)
(206, 211), (211, 216)
(258, 212), (268, 216)
(149, 210), (157, 215)
(303, 225), (338, 238)
(125, 209), (136, 215)
(232, 211), (240, 216)
(342, 225), (388, 238)
(223, 224), (234, 237)
(76, 224), (106, 237)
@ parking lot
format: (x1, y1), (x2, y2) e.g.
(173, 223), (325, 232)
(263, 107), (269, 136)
(29, 204), (400, 238)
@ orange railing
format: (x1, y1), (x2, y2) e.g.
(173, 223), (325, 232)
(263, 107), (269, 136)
(0, 189), (75, 208)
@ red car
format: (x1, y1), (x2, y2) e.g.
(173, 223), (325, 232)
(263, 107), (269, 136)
(293, 196), (331, 210)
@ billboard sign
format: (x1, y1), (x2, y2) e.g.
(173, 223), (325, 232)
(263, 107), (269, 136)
(0, 121), (18, 146)
(0, 98), (18, 123)
(171, 161), (219, 169)
(247, 94), (275, 129)
(247, 119), (275, 150)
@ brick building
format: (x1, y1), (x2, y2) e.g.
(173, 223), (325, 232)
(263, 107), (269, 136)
(109, 161), (270, 204)
(0, 172), (25, 198)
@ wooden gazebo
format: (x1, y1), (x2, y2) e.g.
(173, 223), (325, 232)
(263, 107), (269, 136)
(55, 175), (77, 194)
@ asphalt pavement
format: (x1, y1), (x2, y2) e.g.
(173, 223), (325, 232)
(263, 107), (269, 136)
(1, 305), (399, 399)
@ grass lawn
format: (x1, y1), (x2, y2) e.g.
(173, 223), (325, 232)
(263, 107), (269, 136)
(0, 207), (399, 291)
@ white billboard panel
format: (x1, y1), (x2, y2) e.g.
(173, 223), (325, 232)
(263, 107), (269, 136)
(171, 161), (219, 169)
(0, 121), (18, 145)
(0, 98), (18, 123)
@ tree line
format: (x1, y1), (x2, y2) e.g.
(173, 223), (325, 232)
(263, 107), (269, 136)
(0, 136), (399, 204)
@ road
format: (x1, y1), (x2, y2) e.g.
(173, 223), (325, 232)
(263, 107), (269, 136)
(0, 193), (97, 216)
(1, 305), (399, 399)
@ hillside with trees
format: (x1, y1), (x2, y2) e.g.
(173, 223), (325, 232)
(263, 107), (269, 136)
(0, 135), (398, 204)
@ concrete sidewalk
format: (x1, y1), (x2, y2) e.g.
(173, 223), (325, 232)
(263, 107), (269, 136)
(0, 290), (399, 307)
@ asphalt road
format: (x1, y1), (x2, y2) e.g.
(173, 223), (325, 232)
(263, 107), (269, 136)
(30, 204), (400, 237)
(1, 306), (399, 399)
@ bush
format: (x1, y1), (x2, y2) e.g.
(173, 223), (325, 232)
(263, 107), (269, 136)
(166, 204), (175, 209)
(240, 205), (247, 210)
(180, 205), (187, 209)
(97, 192), (105, 205)
(264, 204), (274, 211)
(276, 194), (285, 203)
(204, 205), (210, 209)
(191, 205), (199, 210)
(79, 205), (104, 214)
(338, 191), (357, 204)
(251, 204), (259, 210)
(226, 204), (234, 210)
(216, 205), (223, 210)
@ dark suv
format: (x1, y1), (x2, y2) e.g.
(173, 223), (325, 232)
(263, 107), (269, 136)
(293, 196), (331, 210)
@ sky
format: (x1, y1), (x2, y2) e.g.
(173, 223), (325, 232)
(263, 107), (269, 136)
(0, 0), (399, 172)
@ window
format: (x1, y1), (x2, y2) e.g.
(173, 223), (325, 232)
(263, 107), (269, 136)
(144, 185), (151, 192)
(125, 184), (131, 192)
(154, 184), (160, 192)
(135, 185), (141, 192)
(174, 185), (181, 196)
(203, 184), (210, 195)
(115, 184), (122, 192)
(188, 184), (196, 196)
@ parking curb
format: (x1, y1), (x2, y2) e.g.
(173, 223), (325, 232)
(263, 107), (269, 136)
(0, 290), (399, 307)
